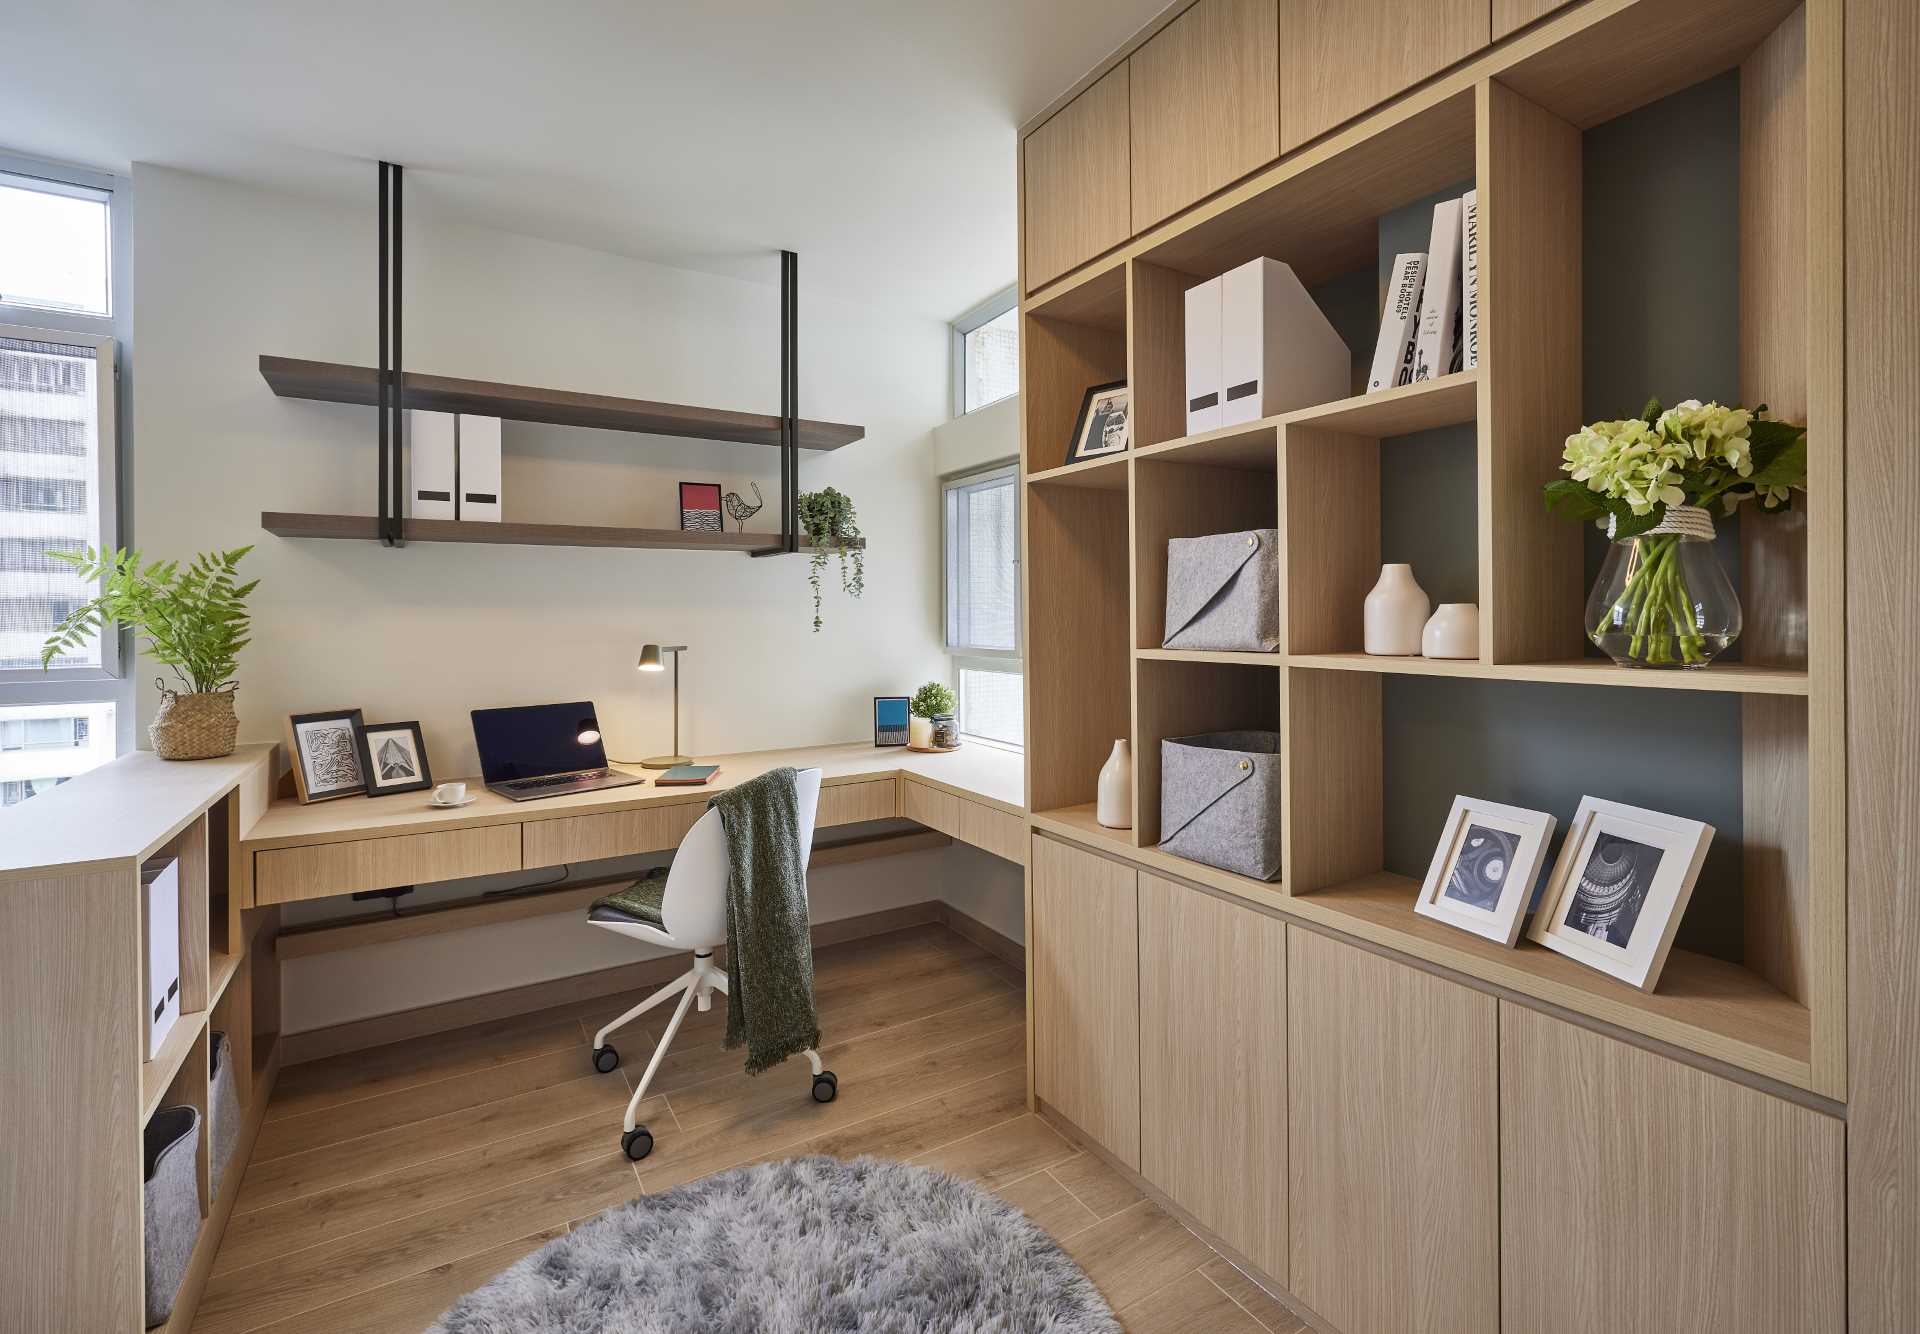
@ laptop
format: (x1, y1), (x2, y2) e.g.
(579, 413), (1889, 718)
(471, 701), (648, 802)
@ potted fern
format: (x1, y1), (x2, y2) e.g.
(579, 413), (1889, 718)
(797, 487), (864, 631)
(41, 546), (258, 759)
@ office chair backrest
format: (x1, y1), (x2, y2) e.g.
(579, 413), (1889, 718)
(657, 767), (822, 946)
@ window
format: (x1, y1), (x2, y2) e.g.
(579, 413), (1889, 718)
(951, 288), (1019, 416)
(944, 462), (1022, 747)
(0, 155), (126, 800)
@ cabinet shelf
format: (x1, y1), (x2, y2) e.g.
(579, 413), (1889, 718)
(1026, 452), (1131, 490)
(1289, 652), (1810, 695)
(141, 1010), (208, 1125)
(260, 355), (865, 451)
(260, 512), (861, 554)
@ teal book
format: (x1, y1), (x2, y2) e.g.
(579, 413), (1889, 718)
(655, 764), (719, 786)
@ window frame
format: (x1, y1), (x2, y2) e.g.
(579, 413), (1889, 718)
(0, 152), (131, 747)
(950, 285), (1018, 418)
(941, 459), (1023, 750)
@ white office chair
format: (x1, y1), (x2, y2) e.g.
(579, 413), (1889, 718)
(585, 767), (833, 1162)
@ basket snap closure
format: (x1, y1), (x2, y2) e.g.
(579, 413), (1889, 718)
(1239, 759), (1250, 770)
(1245, 536), (1255, 546)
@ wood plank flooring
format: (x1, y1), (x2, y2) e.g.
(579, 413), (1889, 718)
(199, 924), (1302, 1333)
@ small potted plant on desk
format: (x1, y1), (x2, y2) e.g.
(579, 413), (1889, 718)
(41, 546), (257, 759)
(909, 680), (959, 751)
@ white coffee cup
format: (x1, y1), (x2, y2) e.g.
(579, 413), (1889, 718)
(434, 781), (467, 805)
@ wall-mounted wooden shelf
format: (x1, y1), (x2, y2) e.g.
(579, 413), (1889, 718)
(260, 355), (865, 451)
(260, 511), (860, 554)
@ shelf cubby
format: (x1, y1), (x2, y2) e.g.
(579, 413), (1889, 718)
(1131, 656), (1281, 851)
(1022, 265), (1126, 477)
(1131, 449), (1279, 651)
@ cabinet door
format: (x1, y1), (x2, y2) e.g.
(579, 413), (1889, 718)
(1129, 0), (1280, 232)
(1023, 65), (1132, 291)
(1139, 874), (1288, 1283)
(1031, 835), (1140, 1167)
(1500, 1004), (1844, 1334)
(1492, 0), (1569, 41)
(1288, 928), (1498, 1334)
(1278, 0), (1489, 152)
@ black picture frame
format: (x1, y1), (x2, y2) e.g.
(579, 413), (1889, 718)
(355, 720), (435, 796)
(286, 708), (368, 803)
(1065, 380), (1130, 464)
(873, 696), (911, 748)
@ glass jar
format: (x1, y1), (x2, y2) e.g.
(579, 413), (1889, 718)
(930, 714), (960, 749)
(1586, 505), (1742, 668)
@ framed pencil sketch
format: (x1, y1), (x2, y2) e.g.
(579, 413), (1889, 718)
(1412, 796), (1557, 946)
(1526, 796), (1714, 991)
(286, 709), (367, 803)
(356, 720), (434, 796)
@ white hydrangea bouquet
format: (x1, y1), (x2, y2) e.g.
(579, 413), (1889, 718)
(1542, 399), (1807, 667)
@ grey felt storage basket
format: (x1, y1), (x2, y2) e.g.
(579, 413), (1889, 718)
(1158, 731), (1284, 881)
(1162, 529), (1280, 652)
(209, 1031), (240, 1198)
(144, 1104), (201, 1328)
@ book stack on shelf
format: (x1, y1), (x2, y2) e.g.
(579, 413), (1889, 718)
(1368, 188), (1481, 393)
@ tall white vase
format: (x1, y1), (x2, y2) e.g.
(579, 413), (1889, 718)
(1096, 739), (1133, 829)
(1364, 563), (1430, 656)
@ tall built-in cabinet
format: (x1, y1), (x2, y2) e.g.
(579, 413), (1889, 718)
(1020, 0), (1858, 1330)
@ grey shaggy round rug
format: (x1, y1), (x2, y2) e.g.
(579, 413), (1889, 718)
(427, 1155), (1119, 1334)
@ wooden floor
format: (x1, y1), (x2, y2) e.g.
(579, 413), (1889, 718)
(195, 923), (1304, 1333)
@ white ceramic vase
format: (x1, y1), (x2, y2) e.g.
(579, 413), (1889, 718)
(1096, 739), (1133, 829)
(1422, 602), (1480, 659)
(908, 716), (933, 748)
(1364, 563), (1430, 656)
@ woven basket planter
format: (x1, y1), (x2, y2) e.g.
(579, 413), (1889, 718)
(151, 685), (239, 760)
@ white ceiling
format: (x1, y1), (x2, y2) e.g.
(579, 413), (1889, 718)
(1, 0), (1167, 320)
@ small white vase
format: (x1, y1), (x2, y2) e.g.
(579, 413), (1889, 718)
(1421, 602), (1480, 659)
(1096, 739), (1133, 829)
(908, 716), (933, 749)
(1364, 563), (1430, 656)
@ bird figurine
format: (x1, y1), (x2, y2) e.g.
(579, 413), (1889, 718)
(723, 482), (764, 532)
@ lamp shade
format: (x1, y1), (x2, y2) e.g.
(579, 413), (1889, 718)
(637, 643), (664, 672)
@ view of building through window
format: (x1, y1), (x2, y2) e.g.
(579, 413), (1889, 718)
(962, 305), (1018, 413)
(0, 701), (114, 805)
(0, 171), (111, 316)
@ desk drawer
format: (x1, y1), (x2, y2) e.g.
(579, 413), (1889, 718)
(523, 803), (704, 866)
(958, 799), (1027, 865)
(900, 778), (961, 837)
(255, 825), (522, 906)
(817, 778), (898, 828)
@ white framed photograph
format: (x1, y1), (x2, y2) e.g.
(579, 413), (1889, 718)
(1526, 796), (1714, 991)
(286, 709), (366, 803)
(1412, 796), (1557, 945)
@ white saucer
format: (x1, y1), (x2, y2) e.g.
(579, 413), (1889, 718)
(428, 795), (478, 809)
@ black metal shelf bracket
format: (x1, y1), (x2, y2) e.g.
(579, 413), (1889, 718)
(753, 249), (801, 557)
(377, 161), (405, 547)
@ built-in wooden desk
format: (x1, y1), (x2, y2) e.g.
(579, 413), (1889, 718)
(242, 740), (1026, 911)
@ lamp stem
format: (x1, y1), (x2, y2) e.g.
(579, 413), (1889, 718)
(672, 650), (680, 759)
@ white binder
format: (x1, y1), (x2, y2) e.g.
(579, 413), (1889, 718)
(457, 415), (503, 522)
(1217, 257), (1350, 425)
(141, 856), (180, 1061)
(1184, 275), (1223, 436)
(407, 411), (457, 520)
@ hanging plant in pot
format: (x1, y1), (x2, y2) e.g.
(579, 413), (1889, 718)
(797, 487), (864, 631)
(1542, 399), (1806, 668)
(41, 546), (258, 759)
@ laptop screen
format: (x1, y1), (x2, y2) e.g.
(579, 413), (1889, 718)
(471, 702), (608, 783)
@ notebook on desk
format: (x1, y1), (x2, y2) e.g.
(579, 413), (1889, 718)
(655, 764), (719, 786)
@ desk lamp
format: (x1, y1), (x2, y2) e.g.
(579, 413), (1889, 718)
(637, 643), (691, 768)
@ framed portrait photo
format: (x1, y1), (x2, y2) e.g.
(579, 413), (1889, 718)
(287, 709), (367, 803)
(1526, 796), (1715, 992)
(679, 481), (723, 533)
(356, 720), (434, 796)
(1066, 381), (1130, 464)
(1412, 796), (1557, 946)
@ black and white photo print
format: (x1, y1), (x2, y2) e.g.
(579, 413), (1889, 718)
(1564, 832), (1663, 948)
(357, 720), (434, 796)
(287, 709), (367, 803)
(1066, 382), (1130, 463)
(1441, 824), (1517, 912)
(1413, 796), (1556, 947)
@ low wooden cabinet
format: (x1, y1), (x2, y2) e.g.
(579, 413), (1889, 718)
(1031, 835), (1141, 1168)
(1499, 1005), (1845, 1334)
(1278, 0), (1489, 151)
(1288, 928), (1499, 1334)
(1138, 874), (1288, 1283)
(1023, 65), (1132, 290)
(1128, 0), (1280, 232)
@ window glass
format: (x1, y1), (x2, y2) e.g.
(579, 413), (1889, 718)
(957, 665), (1024, 748)
(0, 172), (111, 317)
(0, 701), (114, 804)
(0, 334), (105, 670)
(944, 466), (1019, 654)
(962, 306), (1019, 413)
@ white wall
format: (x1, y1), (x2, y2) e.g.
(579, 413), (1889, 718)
(932, 392), (1018, 477)
(130, 164), (1010, 1033)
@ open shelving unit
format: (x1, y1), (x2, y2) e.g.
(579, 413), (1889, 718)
(1020, 0), (1841, 1099)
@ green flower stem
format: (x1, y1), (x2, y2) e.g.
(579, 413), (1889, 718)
(1596, 534), (1707, 666)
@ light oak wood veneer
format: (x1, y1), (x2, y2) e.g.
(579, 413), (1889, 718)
(1024, 65), (1132, 290)
(1278, 0), (1488, 152)
(255, 825), (523, 905)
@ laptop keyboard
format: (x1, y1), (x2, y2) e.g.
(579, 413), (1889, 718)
(505, 770), (606, 791)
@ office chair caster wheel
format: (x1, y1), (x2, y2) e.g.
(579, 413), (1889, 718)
(811, 1070), (838, 1103)
(592, 1045), (620, 1074)
(621, 1126), (654, 1161)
